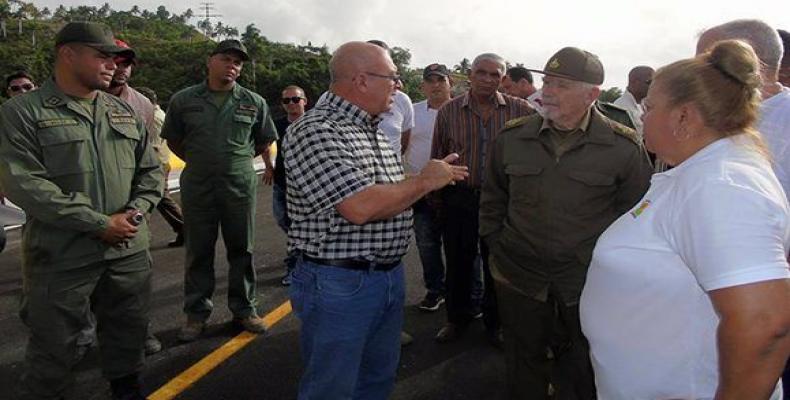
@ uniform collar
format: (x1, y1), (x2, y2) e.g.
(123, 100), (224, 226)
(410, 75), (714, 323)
(196, 80), (244, 101)
(39, 78), (113, 120)
(539, 107), (593, 134)
(520, 107), (615, 146)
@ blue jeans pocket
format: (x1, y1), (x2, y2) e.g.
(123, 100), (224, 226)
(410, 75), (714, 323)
(316, 268), (365, 297)
(289, 266), (312, 317)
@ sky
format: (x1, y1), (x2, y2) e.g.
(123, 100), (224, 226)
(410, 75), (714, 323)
(35, 0), (790, 90)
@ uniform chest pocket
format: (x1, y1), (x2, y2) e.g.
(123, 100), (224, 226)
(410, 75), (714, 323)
(505, 164), (542, 205)
(110, 123), (141, 168)
(567, 170), (615, 187)
(230, 113), (255, 146)
(565, 170), (616, 212)
(37, 129), (94, 177)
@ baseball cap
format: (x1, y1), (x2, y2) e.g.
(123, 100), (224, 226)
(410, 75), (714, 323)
(211, 39), (250, 61)
(528, 47), (604, 85)
(113, 39), (137, 64)
(55, 22), (135, 57)
(423, 63), (450, 79)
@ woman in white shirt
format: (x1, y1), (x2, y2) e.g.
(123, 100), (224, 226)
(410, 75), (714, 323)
(580, 40), (790, 400)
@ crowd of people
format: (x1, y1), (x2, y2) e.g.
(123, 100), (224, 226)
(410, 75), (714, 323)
(0, 17), (788, 400)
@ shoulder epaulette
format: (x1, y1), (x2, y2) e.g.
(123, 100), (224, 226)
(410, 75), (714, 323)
(607, 119), (640, 145)
(503, 116), (530, 130)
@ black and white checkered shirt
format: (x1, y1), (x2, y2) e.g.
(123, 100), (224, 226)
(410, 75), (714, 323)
(282, 92), (413, 263)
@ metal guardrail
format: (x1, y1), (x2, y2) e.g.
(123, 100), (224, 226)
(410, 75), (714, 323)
(2, 160), (268, 232)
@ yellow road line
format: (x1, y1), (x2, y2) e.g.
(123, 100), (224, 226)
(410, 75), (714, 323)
(148, 301), (293, 400)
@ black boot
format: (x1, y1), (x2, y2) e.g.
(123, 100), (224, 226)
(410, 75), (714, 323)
(110, 373), (144, 400)
(167, 232), (184, 247)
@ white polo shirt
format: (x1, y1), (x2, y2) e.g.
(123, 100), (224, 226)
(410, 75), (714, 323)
(580, 137), (789, 400)
(404, 100), (438, 174)
(378, 90), (414, 156)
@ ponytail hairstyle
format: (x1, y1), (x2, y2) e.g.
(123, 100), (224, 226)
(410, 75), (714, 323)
(653, 40), (767, 157)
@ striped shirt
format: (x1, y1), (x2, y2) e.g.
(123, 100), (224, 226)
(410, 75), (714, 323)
(431, 91), (533, 188)
(282, 92), (413, 263)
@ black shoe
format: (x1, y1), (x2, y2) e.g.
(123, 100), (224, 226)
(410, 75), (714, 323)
(167, 233), (184, 248)
(110, 373), (144, 400)
(73, 342), (92, 364)
(418, 293), (445, 312)
(487, 327), (504, 350)
(435, 323), (465, 343)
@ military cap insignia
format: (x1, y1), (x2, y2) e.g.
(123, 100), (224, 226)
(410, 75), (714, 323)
(548, 58), (560, 70)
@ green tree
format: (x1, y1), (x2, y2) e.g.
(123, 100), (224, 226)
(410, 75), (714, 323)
(598, 87), (623, 103)
(155, 5), (169, 21)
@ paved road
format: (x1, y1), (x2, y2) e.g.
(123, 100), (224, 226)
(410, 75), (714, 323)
(0, 185), (506, 400)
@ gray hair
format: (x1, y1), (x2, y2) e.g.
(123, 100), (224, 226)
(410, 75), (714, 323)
(704, 19), (783, 70)
(471, 53), (506, 74)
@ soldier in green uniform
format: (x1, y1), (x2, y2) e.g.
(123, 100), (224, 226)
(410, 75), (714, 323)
(0, 22), (164, 400)
(162, 40), (277, 341)
(479, 47), (653, 399)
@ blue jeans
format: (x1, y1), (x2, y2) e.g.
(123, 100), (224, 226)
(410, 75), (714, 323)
(273, 184), (296, 272)
(413, 199), (445, 296)
(289, 258), (405, 400)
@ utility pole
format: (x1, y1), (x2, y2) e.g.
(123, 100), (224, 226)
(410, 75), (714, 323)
(197, 2), (220, 38)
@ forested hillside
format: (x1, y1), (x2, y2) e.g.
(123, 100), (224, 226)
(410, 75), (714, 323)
(0, 1), (427, 111)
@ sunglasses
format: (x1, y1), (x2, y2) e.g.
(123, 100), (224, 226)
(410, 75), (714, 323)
(9, 83), (34, 92)
(281, 96), (304, 104)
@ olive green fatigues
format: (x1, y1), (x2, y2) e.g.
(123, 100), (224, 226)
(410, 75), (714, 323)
(161, 82), (277, 321)
(479, 108), (652, 399)
(0, 79), (164, 399)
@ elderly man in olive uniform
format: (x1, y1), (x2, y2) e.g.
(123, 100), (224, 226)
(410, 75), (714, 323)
(480, 47), (652, 399)
(162, 39), (277, 341)
(0, 22), (164, 400)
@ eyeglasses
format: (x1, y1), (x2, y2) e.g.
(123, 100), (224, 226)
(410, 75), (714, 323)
(364, 72), (401, 84)
(281, 96), (304, 104)
(9, 83), (34, 92)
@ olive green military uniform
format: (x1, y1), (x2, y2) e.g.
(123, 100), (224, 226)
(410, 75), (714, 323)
(161, 82), (276, 321)
(479, 108), (652, 399)
(595, 100), (636, 129)
(0, 79), (164, 399)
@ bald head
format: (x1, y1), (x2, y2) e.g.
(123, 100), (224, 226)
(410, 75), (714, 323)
(697, 20), (783, 73)
(330, 41), (391, 83)
(329, 41), (397, 116)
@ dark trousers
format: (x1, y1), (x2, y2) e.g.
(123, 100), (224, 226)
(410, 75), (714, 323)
(157, 164), (184, 234)
(440, 186), (499, 330)
(413, 199), (445, 296)
(19, 252), (151, 399)
(494, 275), (596, 400)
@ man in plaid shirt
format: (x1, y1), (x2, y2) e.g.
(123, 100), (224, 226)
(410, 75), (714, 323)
(283, 41), (468, 400)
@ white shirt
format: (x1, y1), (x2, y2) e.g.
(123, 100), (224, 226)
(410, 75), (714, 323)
(580, 137), (789, 400)
(613, 90), (644, 138)
(378, 90), (414, 156)
(759, 86), (790, 195)
(404, 100), (438, 174)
